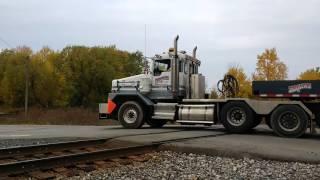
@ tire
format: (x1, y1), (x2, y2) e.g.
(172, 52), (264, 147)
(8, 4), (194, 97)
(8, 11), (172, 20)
(316, 112), (320, 128)
(146, 119), (167, 128)
(118, 101), (145, 129)
(220, 101), (254, 133)
(270, 105), (308, 138)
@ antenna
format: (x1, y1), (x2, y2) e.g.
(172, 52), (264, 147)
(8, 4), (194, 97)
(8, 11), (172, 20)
(144, 24), (147, 59)
(144, 24), (149, 74)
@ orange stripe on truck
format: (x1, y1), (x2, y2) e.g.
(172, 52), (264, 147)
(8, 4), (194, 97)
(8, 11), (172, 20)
(107, 99), (117, 114)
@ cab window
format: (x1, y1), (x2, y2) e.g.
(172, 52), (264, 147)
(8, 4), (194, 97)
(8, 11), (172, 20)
(179, 60), (183, 72)
(154, 59), (171, 76)
(194, 65), (198, 74)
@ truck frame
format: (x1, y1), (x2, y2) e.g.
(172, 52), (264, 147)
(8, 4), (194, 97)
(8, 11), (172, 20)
(99, 35), (320, 138)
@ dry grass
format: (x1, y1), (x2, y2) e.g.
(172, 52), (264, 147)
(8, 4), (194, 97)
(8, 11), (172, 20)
(0, 107), (119, 126)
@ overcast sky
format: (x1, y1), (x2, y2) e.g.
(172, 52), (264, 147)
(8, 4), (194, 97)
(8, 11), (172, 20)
(1, 0), (320, 88)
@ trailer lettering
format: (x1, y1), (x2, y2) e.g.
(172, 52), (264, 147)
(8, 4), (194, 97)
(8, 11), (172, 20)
(155, 76), (169, 85)
(288, 83), (312, 93)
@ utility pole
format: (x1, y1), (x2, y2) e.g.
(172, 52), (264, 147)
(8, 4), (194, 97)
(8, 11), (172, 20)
(24, 55), (29, 120)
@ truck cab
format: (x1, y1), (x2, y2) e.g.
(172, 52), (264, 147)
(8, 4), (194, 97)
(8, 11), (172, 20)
(150, 47), (204, 100)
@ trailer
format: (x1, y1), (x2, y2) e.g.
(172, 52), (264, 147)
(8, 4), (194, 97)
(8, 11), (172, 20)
(99, 35), (320, 138)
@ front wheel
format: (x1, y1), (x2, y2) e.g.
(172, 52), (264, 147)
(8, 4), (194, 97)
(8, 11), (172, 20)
(118, 101), (145, 129)
(220, 101), (254, 133)
(270, 105), (308, 138)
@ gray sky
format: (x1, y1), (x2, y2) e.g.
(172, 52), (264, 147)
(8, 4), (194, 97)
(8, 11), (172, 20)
(1, 0), (320, 88)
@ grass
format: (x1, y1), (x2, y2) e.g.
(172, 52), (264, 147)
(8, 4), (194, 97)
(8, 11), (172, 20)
(0, 107), (119, 126)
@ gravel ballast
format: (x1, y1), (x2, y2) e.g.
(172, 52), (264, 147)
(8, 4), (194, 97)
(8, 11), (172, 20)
(72, 151), (320, 180)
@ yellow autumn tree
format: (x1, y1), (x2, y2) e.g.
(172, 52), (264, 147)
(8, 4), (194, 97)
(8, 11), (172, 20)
(253, 48), (288, 80)
(209, 88), (219, 99)
(226, 65), (252, 98)
(298, 67), (320, 80)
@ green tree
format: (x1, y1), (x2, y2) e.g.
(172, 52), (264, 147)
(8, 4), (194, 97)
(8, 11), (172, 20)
(59, 46), (143, 107)
(253, 48), (288, 80)
(0, 45), (144, 108)
(0, 46), (32, 106)
(29, 47), (67, 107)
(0, 49), (14, 104)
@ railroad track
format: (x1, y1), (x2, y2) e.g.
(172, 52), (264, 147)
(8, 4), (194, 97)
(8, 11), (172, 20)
(0, 130), (227, 179)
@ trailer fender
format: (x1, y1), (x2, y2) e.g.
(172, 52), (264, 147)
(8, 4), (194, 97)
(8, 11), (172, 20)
(242, 99), (314, 119)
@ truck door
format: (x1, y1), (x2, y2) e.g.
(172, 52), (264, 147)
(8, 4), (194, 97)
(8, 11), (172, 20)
(152, 59), (171, 88)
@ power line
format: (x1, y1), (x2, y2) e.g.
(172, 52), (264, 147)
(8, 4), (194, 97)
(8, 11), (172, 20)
(0, 36), (13, 48)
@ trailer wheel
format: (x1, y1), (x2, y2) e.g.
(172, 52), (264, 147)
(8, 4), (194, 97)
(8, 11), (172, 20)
(270, 105), (308, 138)
(118, 101), (145, 129)
(220, 101), (254, 133)
(146, 119), (167, 128)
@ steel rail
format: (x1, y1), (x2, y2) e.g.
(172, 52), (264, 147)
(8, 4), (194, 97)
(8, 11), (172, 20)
(0, 129), (187, 159)
(0, 143), (159, 176)
(0, 138), (108, 159)
(0, 130), (227, 177)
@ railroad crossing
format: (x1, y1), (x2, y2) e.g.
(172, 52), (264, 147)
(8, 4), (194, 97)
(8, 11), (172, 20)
(0, 125), (319, 163)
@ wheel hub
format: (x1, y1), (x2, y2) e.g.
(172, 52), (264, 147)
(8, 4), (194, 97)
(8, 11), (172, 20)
(278, 112), (300, 131)
(123, 108), (137, 124)
(227, 108), (246, 126)
(234, 112), (243, 120)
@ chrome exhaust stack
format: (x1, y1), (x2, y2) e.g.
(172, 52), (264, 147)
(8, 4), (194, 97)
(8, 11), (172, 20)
(172, 35), (179, 98)
(193, 46), (197, 59)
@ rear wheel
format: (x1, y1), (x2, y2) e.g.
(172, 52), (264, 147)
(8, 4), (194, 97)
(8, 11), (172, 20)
(220, 101), (254, 133)
(315, 112), (320, 128)
(270, 105), (308, 138)
(118, 101), (145, 129)
(146, 119), (167, 128)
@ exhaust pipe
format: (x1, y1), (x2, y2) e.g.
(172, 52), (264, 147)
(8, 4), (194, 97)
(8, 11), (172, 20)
(172, 35), (179, 98)
(193, 46), (197, 59)
(174, 35), (179, 56)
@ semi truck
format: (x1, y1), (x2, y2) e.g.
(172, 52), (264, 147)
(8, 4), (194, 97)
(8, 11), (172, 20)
(99, 35), (320, 138)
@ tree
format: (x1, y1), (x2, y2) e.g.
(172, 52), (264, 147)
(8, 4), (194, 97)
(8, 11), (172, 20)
(298, 67), (320, 80)
(226, 65), (252, 98)
(0, 49), (14, 105)
(59, 46), (143, 107)
(253, 48), (288, 81)
(0, 46), (32, 106)
(29, 47), (67, 107)
(209, 88), (219, 99)
(0, 45), (145, 108)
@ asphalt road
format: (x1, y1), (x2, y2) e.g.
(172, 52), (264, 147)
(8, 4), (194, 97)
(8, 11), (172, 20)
(0, 124), (319, 163)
